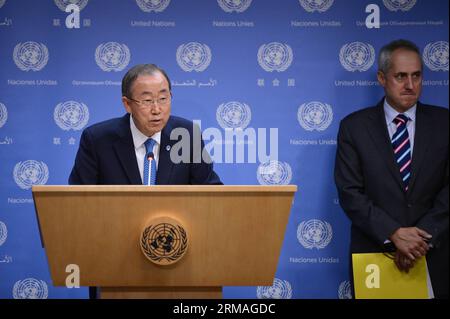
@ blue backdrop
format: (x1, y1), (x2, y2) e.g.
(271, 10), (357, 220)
(0, 0), (448, 299)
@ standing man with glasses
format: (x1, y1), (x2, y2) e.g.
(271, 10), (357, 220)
(69, 63), (222, 186)
(334, 39), (448, 298)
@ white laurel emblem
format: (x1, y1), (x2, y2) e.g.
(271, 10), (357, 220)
(136, 0), (171, 13)
(258, 42), (293, 72)
(176, 42), (212, 72)
(297, 219), (333, 249)
(299, 0), (334, 12)
(339, 42), (375, 72)
(217, 0), (253, 13)
(54, 101), (89, 131)
(257, 161), (292, 185)
(216, 101), (251, 129)
(13, 278), (48, 299)
(13, 160), (49, 190)
(95, 42), (131, 72)
(423, 41), (449, 72)
(13, 42), (49, 72)
(0, 221), (7, 247)
(338, 280), (353, 299)
(0, 0), (6, 9)
(257, 278), (293, 299)
(0, 102), (7, 128)
(298, 101), (333, 131)
(54, 0), (89, 11)
(382, 0), (416, 11)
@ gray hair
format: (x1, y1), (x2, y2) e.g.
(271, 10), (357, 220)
(121, 64), (171, 98)
(378, 39), (422, 73)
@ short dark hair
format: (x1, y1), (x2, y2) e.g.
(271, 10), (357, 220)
(121, 64), (171, 98)
(378, 39), (422, 73)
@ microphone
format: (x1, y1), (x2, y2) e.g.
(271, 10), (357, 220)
(147, 152), (155, 161)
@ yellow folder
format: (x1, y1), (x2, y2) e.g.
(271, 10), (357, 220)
(352, 253), (430, 299)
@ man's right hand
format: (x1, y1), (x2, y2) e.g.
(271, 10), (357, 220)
(389, 227), (432, 261)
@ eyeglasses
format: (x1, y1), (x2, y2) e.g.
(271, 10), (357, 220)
(128, 95), (171, 108)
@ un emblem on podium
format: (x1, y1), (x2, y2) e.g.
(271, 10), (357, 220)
(0, 0), (6, 9)
(140, 217), (188, 266)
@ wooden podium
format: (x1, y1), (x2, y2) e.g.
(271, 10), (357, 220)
(32, 185), (296, 299)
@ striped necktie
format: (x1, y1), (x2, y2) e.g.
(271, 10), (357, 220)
(392, 114), (411, 191)
(143, 138), (157, 185)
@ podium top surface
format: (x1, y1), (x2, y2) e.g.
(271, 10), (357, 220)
(32, 185), (297, 193)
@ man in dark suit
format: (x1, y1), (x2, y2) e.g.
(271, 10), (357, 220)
(69, 63), (222, 186)
(69, 64), (222, 298)
(335, 39), (448, 298)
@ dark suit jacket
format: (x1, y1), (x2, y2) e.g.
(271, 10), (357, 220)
(334, 99), (449, 298)
(69, 113), (222, 185)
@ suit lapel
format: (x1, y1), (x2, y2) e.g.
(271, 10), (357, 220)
(156, 118), (176, 185)
(113, 114), (142, 184)
(407, 103), (432, 194)
(366, 101), (405, 190)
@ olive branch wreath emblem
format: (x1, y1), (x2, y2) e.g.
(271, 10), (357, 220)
(141, 223), (188, 264)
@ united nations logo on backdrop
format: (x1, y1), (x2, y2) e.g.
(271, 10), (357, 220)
(258, 42), (293, 72)
(383, 0), (416, 11)
(0, 221), (7, 247)
(95, 42), (131, 72)
(54, 0), (89, 11)
(136, 0), (171, 12)
(140, 217), (188, 266)
(339, 42), (375, 72)
(299, 0), (334, 12)
(217, 0), (253, 13)
(216, 101), (251, 129)
(54, 101), (89, 131)
(13, 42), (49, 72)
(423, 41), (449, 72)
(257, 161), (292, 185)
(0, 0), (6, 9)
(0, 102), (7, 128)
(297, 219), (333, 249)
(256, 278), (293, 299)
(13, 160), (49, 190)
(176, 42), (212, 72)
(13, 278), (48, 299)
(338, 280), (352, 299)
(298, 101), (333, 131)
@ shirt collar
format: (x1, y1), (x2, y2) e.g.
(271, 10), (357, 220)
(129, 114), (161, 149)
(383, 99), (417, 124)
